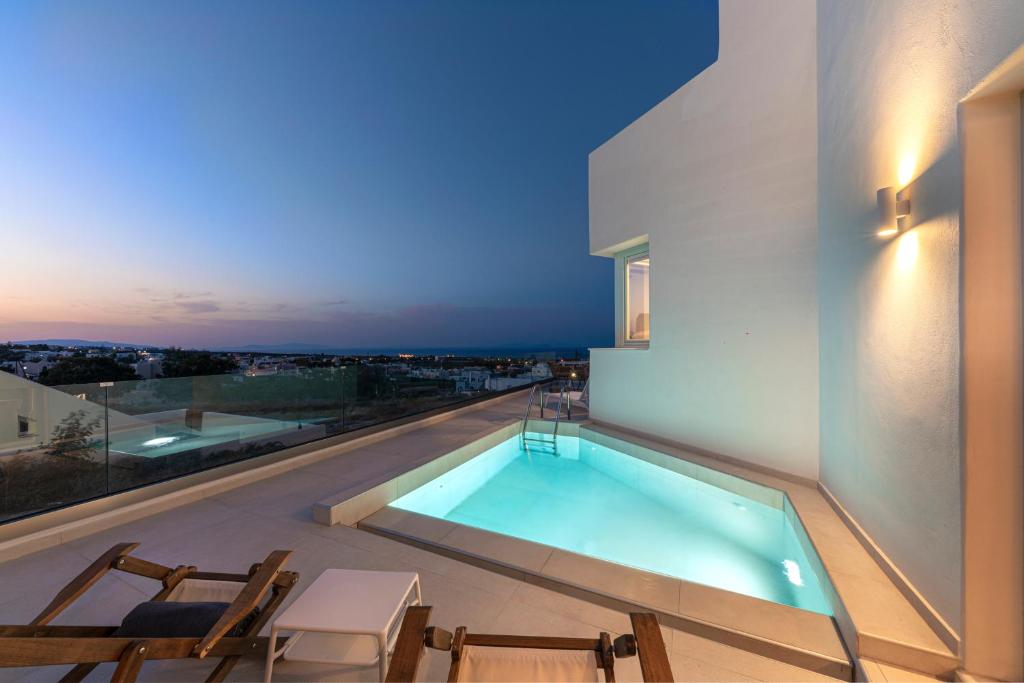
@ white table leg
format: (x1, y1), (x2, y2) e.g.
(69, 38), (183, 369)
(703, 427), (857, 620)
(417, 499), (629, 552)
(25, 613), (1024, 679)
(264, 627), (279, 683)
(377, 630), (389, 681)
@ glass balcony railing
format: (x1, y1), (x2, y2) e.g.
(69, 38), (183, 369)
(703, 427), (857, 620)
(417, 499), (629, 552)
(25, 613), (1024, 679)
(0, 366), (538, 524)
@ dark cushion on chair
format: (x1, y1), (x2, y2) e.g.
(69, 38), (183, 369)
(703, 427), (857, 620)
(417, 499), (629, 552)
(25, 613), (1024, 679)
(114, 601), (254, 638)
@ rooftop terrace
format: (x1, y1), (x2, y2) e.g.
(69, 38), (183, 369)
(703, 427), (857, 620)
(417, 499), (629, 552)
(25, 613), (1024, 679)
(0, 391), (953, 682)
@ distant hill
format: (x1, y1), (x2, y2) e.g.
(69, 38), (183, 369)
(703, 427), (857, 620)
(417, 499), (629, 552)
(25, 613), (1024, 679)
(10, 339), (594, 358)
(12, 338), (150, 349)
(216, 344), (591, 358)
(216, 342), (340, 354)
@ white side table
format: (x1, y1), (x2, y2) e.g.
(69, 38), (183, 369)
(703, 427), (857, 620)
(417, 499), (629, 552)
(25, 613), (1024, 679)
(264, 569), (422, 682)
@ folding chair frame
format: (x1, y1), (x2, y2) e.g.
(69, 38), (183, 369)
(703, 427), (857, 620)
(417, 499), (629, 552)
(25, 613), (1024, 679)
(385, 606), (674, 682)
(0, 542), (298, 683)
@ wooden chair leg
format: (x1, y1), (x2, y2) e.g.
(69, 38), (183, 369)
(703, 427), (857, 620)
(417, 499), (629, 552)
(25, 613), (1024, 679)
(205, 653), (241, 683)
(630, 613), (673, 682)
(58, 662), (99, 683)
(385, 605), (433, 683)
(600, 631), (616, 682)
(205, 575), (296, 683)
(110, 640), (149, 683)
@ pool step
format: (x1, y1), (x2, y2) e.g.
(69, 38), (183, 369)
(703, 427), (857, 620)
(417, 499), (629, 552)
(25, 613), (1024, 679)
(522, 435), (559, 456)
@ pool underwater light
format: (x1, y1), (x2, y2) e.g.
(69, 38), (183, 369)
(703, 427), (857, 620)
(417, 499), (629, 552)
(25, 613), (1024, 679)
(782, 559), (804, 587)
(142, 436), (178, 448)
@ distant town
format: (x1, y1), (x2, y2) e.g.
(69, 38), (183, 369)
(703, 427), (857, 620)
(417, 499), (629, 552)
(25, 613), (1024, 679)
(0, 340), (590, 523)
(0, 341), (589, 395)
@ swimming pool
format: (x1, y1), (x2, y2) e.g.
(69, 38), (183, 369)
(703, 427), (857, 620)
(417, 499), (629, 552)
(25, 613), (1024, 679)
(391, 432), (832, 615)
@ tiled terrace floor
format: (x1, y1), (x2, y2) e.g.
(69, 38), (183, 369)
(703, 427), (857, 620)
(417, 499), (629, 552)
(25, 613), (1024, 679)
(0, 394), (904, 681)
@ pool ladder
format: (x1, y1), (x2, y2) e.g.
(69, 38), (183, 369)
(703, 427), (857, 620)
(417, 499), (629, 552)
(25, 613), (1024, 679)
(520, 383), (563, 455)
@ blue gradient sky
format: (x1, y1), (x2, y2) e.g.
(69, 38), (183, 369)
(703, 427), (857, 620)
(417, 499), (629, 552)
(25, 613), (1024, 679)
(0, 0), (717, 351)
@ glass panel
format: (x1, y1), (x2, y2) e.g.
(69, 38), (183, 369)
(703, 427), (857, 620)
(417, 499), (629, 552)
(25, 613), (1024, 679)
(626, 252), (650, 342)
(0, 354), (558, 524)
(0, 378), (109, 522)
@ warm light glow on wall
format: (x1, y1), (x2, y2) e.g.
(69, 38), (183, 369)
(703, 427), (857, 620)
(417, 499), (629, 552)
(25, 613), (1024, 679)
(897, 154), (917, 187)
(896, 231), (919, 271)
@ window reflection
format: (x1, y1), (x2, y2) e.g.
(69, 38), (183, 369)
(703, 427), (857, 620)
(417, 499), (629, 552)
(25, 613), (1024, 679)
(626, 253), (649, 342)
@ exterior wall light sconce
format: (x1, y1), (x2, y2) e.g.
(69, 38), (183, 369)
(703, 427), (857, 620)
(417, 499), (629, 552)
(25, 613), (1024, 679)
(877, 186), (911, 237)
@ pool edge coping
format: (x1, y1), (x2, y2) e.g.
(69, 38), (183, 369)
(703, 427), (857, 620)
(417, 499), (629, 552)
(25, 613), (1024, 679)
(358, 506), (853, 681)
(331, 419), (960, 679)
(323, 421), (853, 679)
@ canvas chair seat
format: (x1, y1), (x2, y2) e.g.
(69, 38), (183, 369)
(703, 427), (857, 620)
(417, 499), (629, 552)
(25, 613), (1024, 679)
(457, 646), (599, 683)
(165, 578), (244, 603)
(385, 608), (673, 683)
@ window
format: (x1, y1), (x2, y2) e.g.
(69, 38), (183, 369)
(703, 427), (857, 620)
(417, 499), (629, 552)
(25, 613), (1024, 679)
(624, 248), (650, 344)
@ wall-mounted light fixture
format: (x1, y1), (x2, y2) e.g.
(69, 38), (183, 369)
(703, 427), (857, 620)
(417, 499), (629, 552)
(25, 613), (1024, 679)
(877, 186), (911, 237)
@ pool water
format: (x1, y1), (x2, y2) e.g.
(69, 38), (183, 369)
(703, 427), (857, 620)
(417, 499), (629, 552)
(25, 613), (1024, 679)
(391, 433), (832, 615)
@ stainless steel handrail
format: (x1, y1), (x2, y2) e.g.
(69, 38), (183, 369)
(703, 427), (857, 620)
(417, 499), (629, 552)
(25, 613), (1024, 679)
(553, 385), (566, 438)
(521, 384), (538, 443)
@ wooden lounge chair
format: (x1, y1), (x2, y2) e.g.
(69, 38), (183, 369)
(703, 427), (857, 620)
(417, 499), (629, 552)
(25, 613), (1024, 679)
(0, 542), (298, 683)
(385, 607), (674, 682)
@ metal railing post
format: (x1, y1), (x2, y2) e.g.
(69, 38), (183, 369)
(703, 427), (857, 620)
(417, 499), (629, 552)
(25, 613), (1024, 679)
(100, 381), (113, 495)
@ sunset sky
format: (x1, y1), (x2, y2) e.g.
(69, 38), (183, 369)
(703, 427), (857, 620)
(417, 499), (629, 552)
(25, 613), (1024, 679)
(0, 0), (717, 350)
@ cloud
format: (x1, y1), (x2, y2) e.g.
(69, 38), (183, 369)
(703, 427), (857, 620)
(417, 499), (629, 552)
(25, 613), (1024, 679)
(0, 300), (613, 350)
(172, 291), (212, 300)
(175, 300), (221, 314)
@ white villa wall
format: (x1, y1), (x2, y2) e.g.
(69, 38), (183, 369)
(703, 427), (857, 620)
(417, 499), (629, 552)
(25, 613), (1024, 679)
(817, 0), (1024, 639)
(588, 0), (820, 480)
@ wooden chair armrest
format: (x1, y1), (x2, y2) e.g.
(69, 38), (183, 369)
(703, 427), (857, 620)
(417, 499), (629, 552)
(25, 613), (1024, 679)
(0, 636), (273, 667)
(31, 543), (140, 626)
(192, 549), (292, 659)
(385, 605), (433, 682)
(114, 555), (175, 581)
(0, 625), (117, 637)
(630, 613), (673, 682)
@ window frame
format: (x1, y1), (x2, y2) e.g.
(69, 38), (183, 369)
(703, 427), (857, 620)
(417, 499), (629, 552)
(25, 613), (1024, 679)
(618, 244), (651, 348)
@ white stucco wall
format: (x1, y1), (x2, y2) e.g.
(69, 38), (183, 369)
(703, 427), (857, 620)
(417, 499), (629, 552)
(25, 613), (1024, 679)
(588, 0), (820, 480)
(817, 0), (1024, 637)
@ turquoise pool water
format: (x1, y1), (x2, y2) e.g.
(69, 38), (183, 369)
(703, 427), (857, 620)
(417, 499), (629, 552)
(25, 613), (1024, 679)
(392, 432), (832, 614)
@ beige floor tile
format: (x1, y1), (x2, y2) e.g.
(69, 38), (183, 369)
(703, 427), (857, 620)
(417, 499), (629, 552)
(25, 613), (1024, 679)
(826, 569), (948, 653)
(489, 597), (608, 638)
(308, 523), (412, 559)
(541, 549), (680, 612)
(0, 569), (149, 627)
(414, 567), (512, 632)
(675, 578), (846, 662)
(0, 545), (92, 607)
(441, 524), (554, 573)
(64, 496), (235, 560)
(362, 507), (458, 542)
(669, 651), (760, 682)
(875, 662), (943, 682)
(303, 448), (412, 483)
(511, 582), (634, 633)
(670, 629), (843, 682)
(396, 544), (521, 599)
